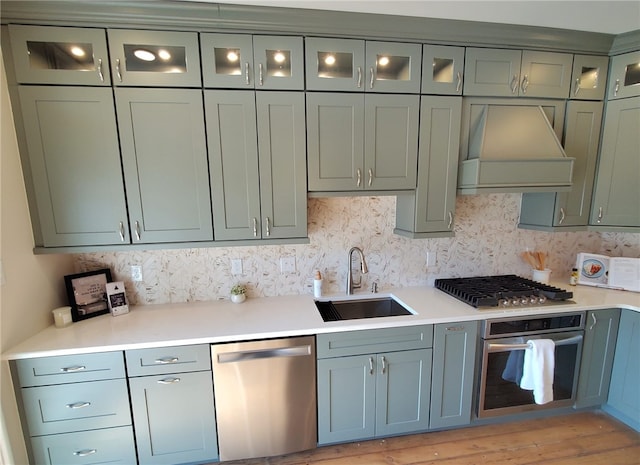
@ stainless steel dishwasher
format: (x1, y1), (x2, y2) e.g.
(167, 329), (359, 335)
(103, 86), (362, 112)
(211, 336), (317, 461)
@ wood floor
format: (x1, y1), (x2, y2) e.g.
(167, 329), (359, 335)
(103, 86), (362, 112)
(221, 411), (640, 465)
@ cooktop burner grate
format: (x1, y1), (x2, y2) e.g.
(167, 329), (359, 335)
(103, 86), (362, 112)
(434, 274), (573, 308)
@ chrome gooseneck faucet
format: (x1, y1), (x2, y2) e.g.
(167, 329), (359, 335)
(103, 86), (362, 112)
(346, 246), (368, 294)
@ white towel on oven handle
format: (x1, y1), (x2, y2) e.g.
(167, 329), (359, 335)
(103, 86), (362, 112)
(519, 339), (555, 405)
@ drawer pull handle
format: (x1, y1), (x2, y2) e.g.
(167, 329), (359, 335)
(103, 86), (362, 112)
(446, 325), (465, 332)
(73, 449), (97, 457)
(155, 357), (179, 364)
(67, 402), (91, 409)
(158, 377), (181, 384)
(61, 365), (86, 373)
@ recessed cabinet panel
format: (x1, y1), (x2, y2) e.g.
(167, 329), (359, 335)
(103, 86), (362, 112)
(364, 94), (419, 189)
(520, 50), (573, 98)
(18, 86), (129, 247)
(256, 92), (307, 239)
(571, 55), (609, 100)
(9, 24), (111, 85)
(206, 90), (261, 240)
(307, 92), (365, 191)
(422, 45), (464, 95)
(115, 88), (213, 243)
(108, 29), (201, 87)
(608, 51), (640, 100)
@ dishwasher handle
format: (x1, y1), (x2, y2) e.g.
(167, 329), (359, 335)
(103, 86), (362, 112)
(216, 345), (312, 364)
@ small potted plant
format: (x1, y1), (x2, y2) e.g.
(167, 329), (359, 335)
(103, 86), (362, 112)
(230, 284), (246, 304)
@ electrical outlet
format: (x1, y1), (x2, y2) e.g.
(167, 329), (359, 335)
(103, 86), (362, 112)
(131, 265), (143, 282)
(280, 256), (296, 274)
(231, 259), (243, 275)
(426, 251), (437, 267)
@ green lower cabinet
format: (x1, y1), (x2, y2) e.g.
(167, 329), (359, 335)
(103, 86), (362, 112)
(317, 348), (432, 444)
(575, 309), (620, 408)
(128, 371), (218, 465)
(604, 310), (640, 431)
(429, 321), (478, 429)
(30, 426), (137, 465)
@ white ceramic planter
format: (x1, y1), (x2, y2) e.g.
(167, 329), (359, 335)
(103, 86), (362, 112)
(231, 293), (246, 304)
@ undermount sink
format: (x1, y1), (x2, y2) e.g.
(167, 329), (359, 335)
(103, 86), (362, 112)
(315, 297), (414, 322)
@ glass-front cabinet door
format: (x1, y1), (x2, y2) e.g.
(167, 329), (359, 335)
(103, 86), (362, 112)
(571, 55), (609, 100)
(608, 50), (640, 100)
(364, 41), (422, 93)
(422, 45), (464, 95)
(8, 25), (110, 85)
(201, 34), (304, 89)
(305, 38), (365, 91)
(107, 29), (201, 87)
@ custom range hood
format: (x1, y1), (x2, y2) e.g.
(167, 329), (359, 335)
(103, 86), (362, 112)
(457, 99), (574, 194)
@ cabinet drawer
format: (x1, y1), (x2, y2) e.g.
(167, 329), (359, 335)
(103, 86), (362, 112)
(317, 325), (433, 358)
(21, 379), (131, 436)
(14, 352), (125, 387)
(30, 426), (136, 465)
(125, 344), (211, 376)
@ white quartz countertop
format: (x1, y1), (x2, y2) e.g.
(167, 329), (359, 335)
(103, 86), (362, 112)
(4, 282), (640, 360)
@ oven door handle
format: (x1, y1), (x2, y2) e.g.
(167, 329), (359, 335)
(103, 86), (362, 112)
(487, 334), (582, 352)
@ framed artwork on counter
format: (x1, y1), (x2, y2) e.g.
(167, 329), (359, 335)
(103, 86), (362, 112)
(64, 268), (112, 322)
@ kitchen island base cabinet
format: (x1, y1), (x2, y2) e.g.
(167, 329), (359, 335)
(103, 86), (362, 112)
(575, 309), (620, 409)
(316, 326), (433, 445)
(604, 310), (640, 432)
(430, 321), (478, 429)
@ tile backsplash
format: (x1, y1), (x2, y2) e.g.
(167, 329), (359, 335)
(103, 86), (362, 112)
(75, 194), (639, 305)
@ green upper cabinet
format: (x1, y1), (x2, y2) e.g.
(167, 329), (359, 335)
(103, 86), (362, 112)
(305, 38), (421, 93)
(200, 33), (304, 90)
(590, 96), (640, 228)
(18, 86), (129, 247)
(395, 96), (461, 237)
(570, 55), (609, 100)
(421, 45), (465, 95)
(607, 51), (640, 100)
(8, 24), (111, 86)
(115, 88), (213, 243)
(206, 91), (307, 240)
(307, 92), (419, 192)
(107, 29), (201, 87)
(464, 48), (573, 98)
(519, 100), (603, 230)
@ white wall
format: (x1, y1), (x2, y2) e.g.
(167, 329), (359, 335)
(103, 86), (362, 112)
(0, 54), (75, 465)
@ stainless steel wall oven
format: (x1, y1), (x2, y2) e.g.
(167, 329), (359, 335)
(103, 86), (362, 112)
(477, 312), (584, 418)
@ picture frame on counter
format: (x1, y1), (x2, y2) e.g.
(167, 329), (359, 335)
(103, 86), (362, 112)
(64, 268), (112, 322)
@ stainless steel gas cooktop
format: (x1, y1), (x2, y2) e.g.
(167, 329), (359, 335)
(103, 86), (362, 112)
(434, 274), (574, 309)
